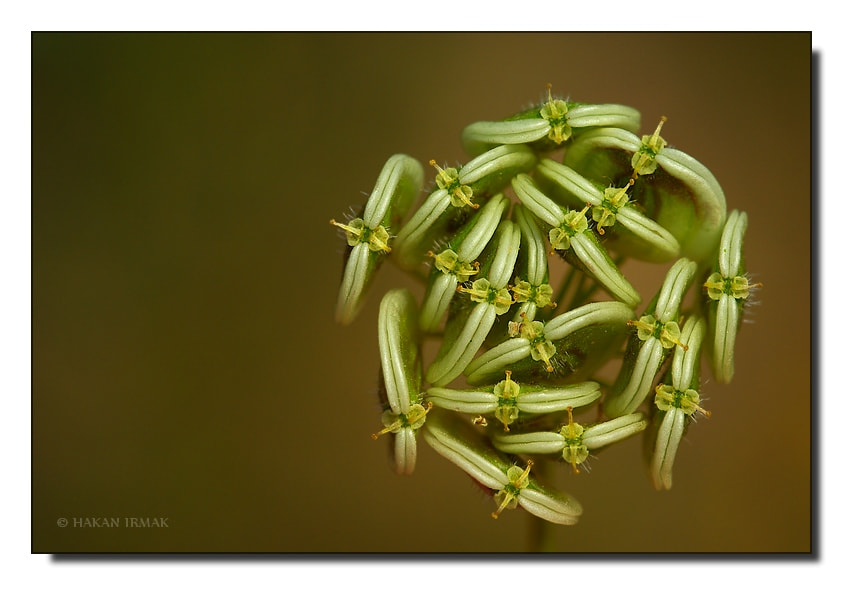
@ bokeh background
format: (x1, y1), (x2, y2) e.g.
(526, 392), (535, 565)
(32, 32), (811, 553)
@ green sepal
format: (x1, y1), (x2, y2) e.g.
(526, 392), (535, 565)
(422, 410), (582, 525)
(491, 412), (646, 469)
(419, 194), (510, 332)
(465, 301), (635, 386)
(563, 127), (727, 262)
(425, 222), (521, 386)
(484, 204), (554, 345)
(603, 259), (697, 417)
(511, 173), (640, 306)
(393, 186), (472, 271)
(426, 380), (600, 416)
(534, 158), (680, 262)
(462, 98), (640, 156)
(394, 147), (535, 271)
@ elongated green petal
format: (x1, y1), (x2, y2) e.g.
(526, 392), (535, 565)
(393, 187), (454, 270)
(509, 205), (553, 323)
(333, 155), (423, 320)
(566, 103), (641, 133)
(518, 484), (582, 526)
(651, 408), (685, 490)
(485, 221), (521, 288)
(536, 157), (680, 262)
(511, 173), (564, 226)
(375, 291), (425, 475)
(605, 337), (664, 418)
(569, 233), (641, 306)
(424, 412), (582, 524)
(514, 204), (549, 287)
(535, 158), (603, 206)
(426, 302), (497, 387)
(704, 209), (755, 383)
(654, 148), (727, 262)
(335, 242), (375, 324)
(671, 314), (705, 391)
(711, 294), (740, 383)
(363, 154), (424, 229)
(566, 126), (640, 159)
(425, 388), (499, 414)
(419, 272), (459, 333)
(463, 338), (532, 384)
(461, 119), (552, 156)
(718, 210), (748, 279)
(654, 258), (697, 322)
(394, 428), (418, 476)
(466, 302), (633, 386)
(422, 411), (510, 490)
(543, 301), (636, 340)
(582, 413), (647, 449)
(459, 144), (538, 187)
(457, 194), (510, 261)
(378, 289), (421, 415)
(491, 431), (565, 455)
(517, 382), (601, 413)
(614, 206), (681, 262)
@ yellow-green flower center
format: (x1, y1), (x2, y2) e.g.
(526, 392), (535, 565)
(654, 384), (709, 417)
(460, 278), (513, 315)
(629, 314), (687, 350)
(704, 272), (754, 300)
(330, 217), (391, 253)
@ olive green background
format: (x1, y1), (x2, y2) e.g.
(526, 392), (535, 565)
(32, 32), (811, 553)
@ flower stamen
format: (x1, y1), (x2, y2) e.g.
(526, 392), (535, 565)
(370, 402), (433, 440)
(430, 159), (478, 209)
(631, 116), (667, 180)
(491, 460), (534, 519)
(628, 315), (688, 351)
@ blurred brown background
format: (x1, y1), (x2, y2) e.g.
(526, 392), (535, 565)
(32, 32), (811, 553)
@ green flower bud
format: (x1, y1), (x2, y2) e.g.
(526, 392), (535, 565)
(331, 154), (423, 324)
(564, 125), (727, 262)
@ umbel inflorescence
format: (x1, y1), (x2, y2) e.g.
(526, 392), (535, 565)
(330, 86), (759, 525)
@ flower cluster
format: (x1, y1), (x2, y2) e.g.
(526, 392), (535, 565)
(331, 86), (759, 525)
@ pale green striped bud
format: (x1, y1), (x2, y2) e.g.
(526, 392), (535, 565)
(604, 258), (697, 418)
(374, 289), (426, 475)
(331, 154), (423, 324)
(564, 124), (727, 262)
(704, 210), (761, 383)
(422, 411), (583, 525)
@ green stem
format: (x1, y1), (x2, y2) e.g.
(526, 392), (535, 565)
(552, 267), (580, 315)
